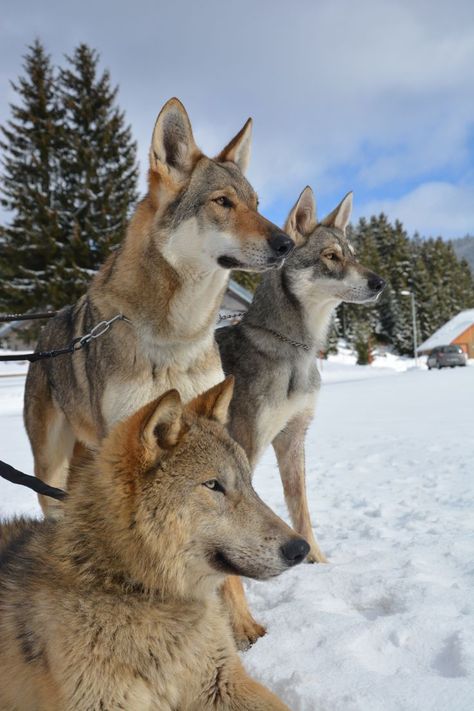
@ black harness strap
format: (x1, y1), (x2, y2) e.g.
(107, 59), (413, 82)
(0, 460), (67, 501)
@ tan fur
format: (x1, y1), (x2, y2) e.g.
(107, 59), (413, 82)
(24, 98), (293, 517)
(1, 380), (307, 710)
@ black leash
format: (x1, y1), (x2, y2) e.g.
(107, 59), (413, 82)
(0, 313), (130, 363)
(0, 310), (129, 500)
(0, 342), (83, 363)
(0, 460), (67, 501)
(0, 311), (58, 323)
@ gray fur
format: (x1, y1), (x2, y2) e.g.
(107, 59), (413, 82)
(217, 188), (385, 563)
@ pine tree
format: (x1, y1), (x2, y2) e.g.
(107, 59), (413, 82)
(57, 44), (138, 303)
(0, 42), (139, 314)
(0, 40), (64, 312)
(342, 217), (474, 357)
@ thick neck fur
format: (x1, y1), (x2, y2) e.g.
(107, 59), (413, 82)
(55, 457), (218, 606)
(90, 197), (228, 343)
(245, 267), (339, 355)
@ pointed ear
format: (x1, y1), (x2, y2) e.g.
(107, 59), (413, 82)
(187, 377), (235, 425)
(321, 192), (353, 231)
(284, 186), (317, 246)
(216, 119), (252, 173)
(141, 390), (184, 461)
(149, 98), (200, 178)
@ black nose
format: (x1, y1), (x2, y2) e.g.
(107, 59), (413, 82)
(280, 538), (310, 566)
(367, 273), (386, 292)
(268, 231), (294, 258)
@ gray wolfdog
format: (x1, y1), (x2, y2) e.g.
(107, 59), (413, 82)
(217, 187), (385, 644)
(24, 97), (293, 517)
(0, 378), (308, 710)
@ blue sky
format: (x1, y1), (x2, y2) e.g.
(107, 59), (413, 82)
(2, 0), (474, 237)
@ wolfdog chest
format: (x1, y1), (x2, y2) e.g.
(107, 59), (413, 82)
(256, 386), (316, 456)
(101, 336), (224, 430)
(250, 360), (318, 458)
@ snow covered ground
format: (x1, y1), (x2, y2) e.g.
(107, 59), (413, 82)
(1, 359), (473, 710)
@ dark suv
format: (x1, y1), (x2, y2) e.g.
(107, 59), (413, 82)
(427, 345), (467, 370)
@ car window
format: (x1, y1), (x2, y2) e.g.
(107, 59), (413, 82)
(442, 345), (462, 353)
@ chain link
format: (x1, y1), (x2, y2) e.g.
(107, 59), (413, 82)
(245, 322), (311, 351)
(76, 314), (131, 348)
(218, 312), (311, 350)
(0, 313), (131, 362)
(217, 311), (246, 323)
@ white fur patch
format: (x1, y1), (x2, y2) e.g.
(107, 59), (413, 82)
(102, 360), (224, 429)
(256, 391), (315, 461)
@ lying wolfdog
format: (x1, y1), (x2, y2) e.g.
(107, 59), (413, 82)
(24, 97), (293, 516)
(217, 187), (385, 644)
(0, 378), (308, 710)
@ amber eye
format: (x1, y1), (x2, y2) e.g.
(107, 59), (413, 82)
(203, 479), (226, 494)
(213, 196), (233, 208)
(324, 252), (339, 261)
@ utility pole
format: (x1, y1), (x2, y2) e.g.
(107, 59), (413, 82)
(401, 290), (418, 366)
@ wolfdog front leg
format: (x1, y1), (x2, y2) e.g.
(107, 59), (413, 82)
(272, 411), (327, 564)
(221, 575), (266, 649)
(193, 658), (291, 711)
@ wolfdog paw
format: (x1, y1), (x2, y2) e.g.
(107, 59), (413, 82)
(306, 547), (328, 564)
(233, 618), (267, 651)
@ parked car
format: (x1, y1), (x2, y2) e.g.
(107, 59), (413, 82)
(427, 345), (467, 370)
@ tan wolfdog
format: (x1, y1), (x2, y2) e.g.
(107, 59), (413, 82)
(0, 378), (308, 710)
(24, 97), (294, 517)
(217, 188), (385, 645)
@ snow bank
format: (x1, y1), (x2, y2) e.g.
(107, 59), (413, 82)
(1, 363), (473, 710)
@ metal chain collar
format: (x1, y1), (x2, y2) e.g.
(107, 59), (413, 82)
(0, 313), (130, 362)
(253, 325), (311, 351)
(72, 313), (131, 351)
(217, 311), (245, 323)
(223, 316), (311, 351)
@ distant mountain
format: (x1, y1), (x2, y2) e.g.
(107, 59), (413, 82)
(452, 235), (474, 273)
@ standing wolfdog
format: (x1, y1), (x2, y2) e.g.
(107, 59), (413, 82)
(0, 378), (308, 710)
(24, 97), (293, 516)
(217, 187), (385, 645)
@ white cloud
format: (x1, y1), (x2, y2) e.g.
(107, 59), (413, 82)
(356, 182), (474, 237)
(1, 0), (474, 229)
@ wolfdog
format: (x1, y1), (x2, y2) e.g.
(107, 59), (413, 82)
(216, 187), (385, 645)
(0, 378), (308, 710)
(24, 97), (293, 516)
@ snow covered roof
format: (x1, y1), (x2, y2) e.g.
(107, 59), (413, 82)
(417, 309), (474, 352)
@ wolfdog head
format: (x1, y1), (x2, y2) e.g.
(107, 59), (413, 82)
(141, 98), (293, 272)
(283, 186), (385, 305)
(88, 378), (308, 598)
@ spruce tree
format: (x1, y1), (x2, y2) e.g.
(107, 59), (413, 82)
(57, 44), (138, 302)
(0, 40), (64, 312)
(342, 217), (474, 357)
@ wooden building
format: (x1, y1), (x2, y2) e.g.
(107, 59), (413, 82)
(417, 309), (474, 358)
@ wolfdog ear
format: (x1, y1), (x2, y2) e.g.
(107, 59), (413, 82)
(285, 186), (317, 245)
(149, 98), (200, 178)
(321, 192), (353, 232)
(216, 119), (252, 173)
(187, 376), (235, 424)
(141, 390), (184, 459)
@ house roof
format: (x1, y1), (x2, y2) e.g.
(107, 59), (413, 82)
(417, 309), (474, 352)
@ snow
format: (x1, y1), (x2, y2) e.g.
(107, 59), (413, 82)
(417, 309), (474, 353)
(1, 360), (474, 710)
